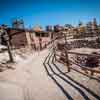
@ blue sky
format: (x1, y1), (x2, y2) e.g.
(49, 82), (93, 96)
(0, 0), (100, 28)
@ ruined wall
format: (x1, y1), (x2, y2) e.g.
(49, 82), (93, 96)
(11, 31), (27, 49)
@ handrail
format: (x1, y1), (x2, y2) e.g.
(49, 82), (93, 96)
(55, 48), (100, 58)
(53, 44), (100, 75)
(55, 51), (100, 75)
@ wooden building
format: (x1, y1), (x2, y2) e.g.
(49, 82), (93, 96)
(5, 27), (50, 50)
(6, 28), (33, 49)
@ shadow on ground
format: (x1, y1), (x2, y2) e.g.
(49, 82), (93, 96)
(43, 51), (100, 100)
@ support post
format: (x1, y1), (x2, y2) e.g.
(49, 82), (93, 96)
(63, 32), (70, 72)
(52, 32), (57, 61)
(25, 31), (32, 50)
(7, 40), (14, 62)
(3, 30), (14, 62)
(64, 48), (70, 72)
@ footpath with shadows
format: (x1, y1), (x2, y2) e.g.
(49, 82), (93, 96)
(43, 51), (100, 100)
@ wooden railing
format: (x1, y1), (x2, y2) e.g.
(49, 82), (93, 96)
(52, 43), (100, 76)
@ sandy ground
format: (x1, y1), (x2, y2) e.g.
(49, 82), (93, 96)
(0, 47), (100, 100)
(0, 49), (66, 100)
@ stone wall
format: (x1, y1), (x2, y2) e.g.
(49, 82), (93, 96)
(67, 38), (100, 49)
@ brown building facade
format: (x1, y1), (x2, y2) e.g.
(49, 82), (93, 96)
(6, 28), (50, 50)
(6, 28), (32, 49)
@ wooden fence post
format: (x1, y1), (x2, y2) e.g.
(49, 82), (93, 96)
(3, 29), (14, 62)
(64, 33), (70, 72)
(54, 47), (57, 61)
(64, 48), (70, 72)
